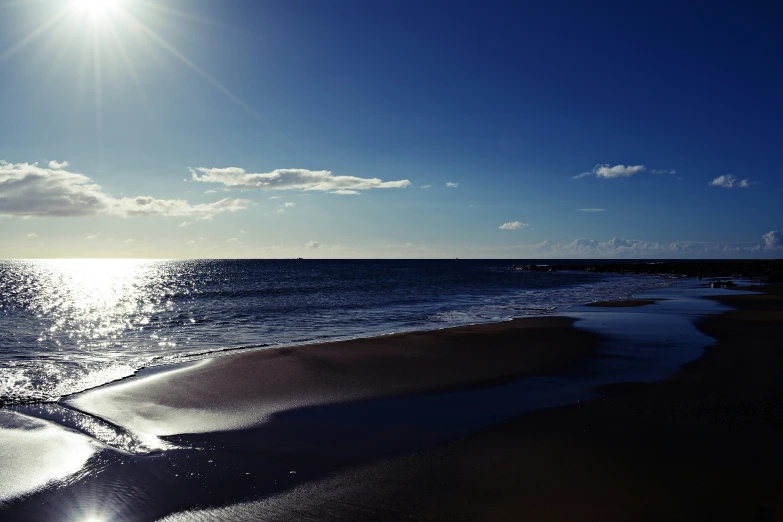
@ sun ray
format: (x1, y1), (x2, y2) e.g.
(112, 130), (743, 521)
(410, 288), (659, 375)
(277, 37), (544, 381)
(0, 6), (72, 63)
(122, 12), (267, 125)
(75, 15), (94, 104)
(104, 13), (158, 126)
(3, 0), (294, 158)
(92, 20), (104, 167)
(36, 12), (82, 102)
(135, 0), (231, 30)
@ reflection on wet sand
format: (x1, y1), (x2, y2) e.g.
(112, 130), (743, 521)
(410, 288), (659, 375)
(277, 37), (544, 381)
(0, 411), (98, 503)
(0, 282), (759, 520)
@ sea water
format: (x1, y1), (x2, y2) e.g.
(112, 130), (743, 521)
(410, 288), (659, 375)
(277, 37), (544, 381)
(0, 259), (674, 405)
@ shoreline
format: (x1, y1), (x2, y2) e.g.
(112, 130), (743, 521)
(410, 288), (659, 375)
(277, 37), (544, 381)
(164, 284), (783, 522)
(66, 315), (601, 437)
(58, 281), (703, 440)
(3, 313), (606, 519)
(1, 280), (768, 520)
(1, 266), (678, 409)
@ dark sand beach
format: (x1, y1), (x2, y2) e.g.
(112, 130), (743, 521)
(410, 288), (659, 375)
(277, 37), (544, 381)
(68, 316), (600, 436)
(163, 285), (783, 522)
(4, 316), (601, 520)
(4, 284), (782, 521)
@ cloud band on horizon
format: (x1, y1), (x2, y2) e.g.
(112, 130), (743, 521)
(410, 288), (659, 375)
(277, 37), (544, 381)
(513, 231), (781, 258)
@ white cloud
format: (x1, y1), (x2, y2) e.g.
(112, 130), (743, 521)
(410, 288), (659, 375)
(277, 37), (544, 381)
(446, 182), (459, 188)
(331, 189), (360, 195)
(499, 221), (530, 231)
(124, 239), (135, 243)
(567, 238), (600, 252)
(276, 201), (299, 213)
(577, 208), (605, 212)
(420, 184), (431, 189)
(190, 167), (410, 194)
(0, 161), (251, 218)
(306, 240), (320, 249)
(85, 233), (100, 240)
(652, 169), (676, 175)
(763, 230), (781, 250)
(112, 196), (249, 218)
(204, 189), (218, 194)
(226, 237), (240, 243)
(240, 230), (246, 234)
(709, 174), (751, 188)
(521, 235), (776, 258)
(25, 232), (38, 238)
(48, 160), (69, 170)
(574, 164), (646, 179)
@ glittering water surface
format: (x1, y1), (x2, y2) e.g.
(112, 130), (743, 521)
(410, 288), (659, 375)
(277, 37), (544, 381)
(0, 259), (674, 404)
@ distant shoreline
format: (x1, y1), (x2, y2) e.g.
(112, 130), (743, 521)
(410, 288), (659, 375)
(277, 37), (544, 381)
(511, 258), (783, 281)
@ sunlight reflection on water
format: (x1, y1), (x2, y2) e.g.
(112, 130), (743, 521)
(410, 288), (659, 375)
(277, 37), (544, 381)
(0, 259), (675, 405)
(0, 259), (196, 403)
(21, 260), (169, 342)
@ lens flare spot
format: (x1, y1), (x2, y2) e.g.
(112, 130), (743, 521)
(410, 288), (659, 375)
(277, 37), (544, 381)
(71, 0), (122, 19)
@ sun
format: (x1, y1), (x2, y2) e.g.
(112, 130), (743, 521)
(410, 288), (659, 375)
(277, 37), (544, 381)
(0, 0), (263, 141)
(70, 0), (124, 20)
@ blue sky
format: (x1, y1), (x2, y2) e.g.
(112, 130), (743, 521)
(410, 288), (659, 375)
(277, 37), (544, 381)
(1, 0), (781, 258)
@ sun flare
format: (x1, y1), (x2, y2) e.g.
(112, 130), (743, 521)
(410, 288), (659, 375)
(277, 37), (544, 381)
(71, 0), (123, 20)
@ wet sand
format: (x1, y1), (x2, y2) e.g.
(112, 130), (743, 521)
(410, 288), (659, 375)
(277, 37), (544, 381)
(5, 285), (781, 521)
(68, 316), (600, 436)
(3, 316), (602, 520)
(164, 285), (783, 522)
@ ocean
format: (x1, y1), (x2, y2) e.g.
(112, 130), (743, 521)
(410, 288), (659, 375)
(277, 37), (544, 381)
(0, 259), (674, 405)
